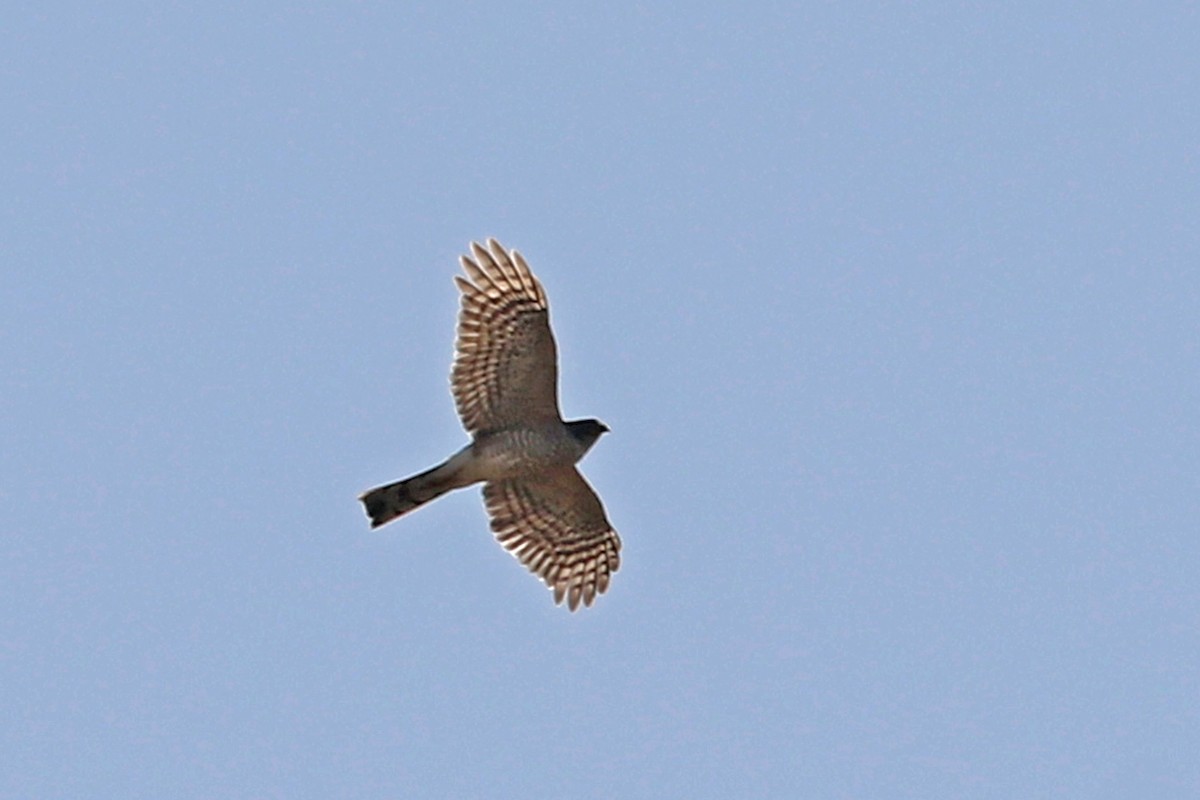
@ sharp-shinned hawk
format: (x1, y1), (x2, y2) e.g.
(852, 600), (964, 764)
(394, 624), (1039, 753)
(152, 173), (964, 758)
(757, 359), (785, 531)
(359, 239), (621, 610)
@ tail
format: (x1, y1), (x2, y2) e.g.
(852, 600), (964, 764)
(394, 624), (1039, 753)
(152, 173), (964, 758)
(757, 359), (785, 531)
(359, 461), (461, 528)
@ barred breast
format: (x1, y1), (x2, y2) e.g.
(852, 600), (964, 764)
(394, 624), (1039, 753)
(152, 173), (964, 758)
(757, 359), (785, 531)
(468, 424), (582, 481)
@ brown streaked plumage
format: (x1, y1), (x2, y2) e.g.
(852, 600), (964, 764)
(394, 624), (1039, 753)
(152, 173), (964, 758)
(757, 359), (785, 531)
(359, 239), (621, 611)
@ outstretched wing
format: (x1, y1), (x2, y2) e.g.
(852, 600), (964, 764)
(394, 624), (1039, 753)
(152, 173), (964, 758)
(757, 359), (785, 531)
(452, 239), (560, 435)
(483, 467), (622, 611)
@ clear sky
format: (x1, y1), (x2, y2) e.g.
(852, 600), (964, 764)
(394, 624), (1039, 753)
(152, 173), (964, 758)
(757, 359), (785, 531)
(4, 4), (1198, 798)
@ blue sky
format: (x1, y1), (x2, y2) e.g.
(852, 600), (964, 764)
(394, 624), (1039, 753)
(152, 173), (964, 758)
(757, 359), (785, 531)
(3, 3), (1198, 797)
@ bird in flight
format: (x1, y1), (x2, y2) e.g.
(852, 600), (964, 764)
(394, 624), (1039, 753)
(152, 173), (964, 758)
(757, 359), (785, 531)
(359, 239), (621, 610)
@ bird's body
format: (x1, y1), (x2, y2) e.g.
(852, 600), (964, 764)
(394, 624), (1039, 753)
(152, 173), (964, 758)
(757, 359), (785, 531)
(360, 420), (605, 526)
(359, 240), (620, 611)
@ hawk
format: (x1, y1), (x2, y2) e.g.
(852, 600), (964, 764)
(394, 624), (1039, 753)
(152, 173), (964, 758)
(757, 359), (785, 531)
(359, 239), (621, 610)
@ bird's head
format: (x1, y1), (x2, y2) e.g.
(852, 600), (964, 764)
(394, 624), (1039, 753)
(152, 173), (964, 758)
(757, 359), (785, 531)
(566, 418), (610, 454)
